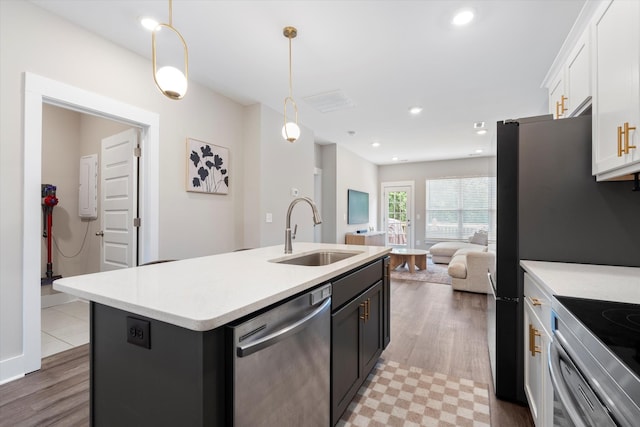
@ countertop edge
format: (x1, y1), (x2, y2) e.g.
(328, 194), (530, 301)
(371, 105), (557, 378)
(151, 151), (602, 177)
(520, 260), (640, 305)
(54, 244), (391, 331)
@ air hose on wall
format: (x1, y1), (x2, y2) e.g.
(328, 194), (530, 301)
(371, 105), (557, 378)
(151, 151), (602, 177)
(41, 184), (62, 285)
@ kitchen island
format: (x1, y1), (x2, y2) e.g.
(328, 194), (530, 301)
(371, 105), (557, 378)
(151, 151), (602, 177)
(54, 243), (391, 426)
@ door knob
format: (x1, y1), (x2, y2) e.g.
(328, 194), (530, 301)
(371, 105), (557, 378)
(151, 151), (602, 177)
(96, 230), (104, 236)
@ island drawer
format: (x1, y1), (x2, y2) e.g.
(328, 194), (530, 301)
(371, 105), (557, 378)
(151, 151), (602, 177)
(331, 259), (382, 310)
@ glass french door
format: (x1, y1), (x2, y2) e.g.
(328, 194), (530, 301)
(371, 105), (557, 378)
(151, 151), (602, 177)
(382, 183), (414, 248)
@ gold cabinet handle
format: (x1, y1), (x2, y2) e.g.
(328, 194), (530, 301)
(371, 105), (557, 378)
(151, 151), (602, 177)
(618, 125), (624, 157)
(559, 95), (568, 117)
(360, 299), (371, 322)
(623, 122), (637, 154)
(529, 324), (541, 357)
(529, 297), (542, 306)
(555, 101), (561, 119)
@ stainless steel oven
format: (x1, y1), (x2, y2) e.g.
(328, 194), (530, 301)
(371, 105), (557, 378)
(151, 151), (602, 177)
(550, 296), (640, 427)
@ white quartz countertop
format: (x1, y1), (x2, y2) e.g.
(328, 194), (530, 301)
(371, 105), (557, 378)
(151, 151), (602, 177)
(53, 243), (391, 331)
(520, 260), (640, 305)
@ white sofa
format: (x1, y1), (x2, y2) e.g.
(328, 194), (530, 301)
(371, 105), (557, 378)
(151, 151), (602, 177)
(429, 241), (487, 264)
(430, 231), (494, 293)
(446, 249), (495, 294)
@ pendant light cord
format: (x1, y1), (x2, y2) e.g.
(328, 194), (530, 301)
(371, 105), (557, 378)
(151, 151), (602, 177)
(288, 36), (293, 98)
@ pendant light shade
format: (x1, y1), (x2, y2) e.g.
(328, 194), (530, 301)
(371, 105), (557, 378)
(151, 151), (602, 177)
(152, 0), (188, 100)
(282, 121), (301, 142)
(282, 26), (300, 143)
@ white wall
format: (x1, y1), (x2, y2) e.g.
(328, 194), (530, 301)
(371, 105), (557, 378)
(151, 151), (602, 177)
(378, 156), (496, 249)
(319, 144), (379, 243)
(243, 104), (316, 248)
(41, 105), (82, 278)
(0, 0), (244, 380)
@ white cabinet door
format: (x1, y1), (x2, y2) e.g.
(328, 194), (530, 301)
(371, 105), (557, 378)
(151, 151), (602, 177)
(547, 29), (591, 120)
(592, 0), (640, 179)
(548, 71), (566, 119)
(524, 300), (544, 426)
(523, 275), (553, 427)
(566, 30), (591, 117)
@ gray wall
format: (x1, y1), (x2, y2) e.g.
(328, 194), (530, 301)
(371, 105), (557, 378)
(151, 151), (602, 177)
(519, 116), (640, 267)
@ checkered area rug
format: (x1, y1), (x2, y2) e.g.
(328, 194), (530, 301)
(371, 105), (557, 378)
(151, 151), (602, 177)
(338, 359), (491, 427)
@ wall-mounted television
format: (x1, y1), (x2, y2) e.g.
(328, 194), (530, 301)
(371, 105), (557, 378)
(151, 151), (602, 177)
(347, 189), (369, 225)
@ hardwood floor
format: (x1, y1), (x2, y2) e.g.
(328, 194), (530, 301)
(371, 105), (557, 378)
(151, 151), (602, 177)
(0, 278), (532, 426)
(383, 278), (533, 427)
(0, 344), (89, 427)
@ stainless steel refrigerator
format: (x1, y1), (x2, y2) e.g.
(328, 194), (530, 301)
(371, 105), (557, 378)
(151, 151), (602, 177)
(488, 113), (640, 403)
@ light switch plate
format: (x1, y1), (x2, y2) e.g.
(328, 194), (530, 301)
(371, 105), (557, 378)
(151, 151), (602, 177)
(266, 213), (273, 223)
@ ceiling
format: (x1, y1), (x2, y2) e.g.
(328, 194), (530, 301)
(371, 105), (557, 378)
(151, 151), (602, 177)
(30, 0), (586, 165)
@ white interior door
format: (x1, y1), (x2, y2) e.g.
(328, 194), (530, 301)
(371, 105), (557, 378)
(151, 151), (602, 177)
(100, 129), (138, 271)
(382, 183), (414, 248)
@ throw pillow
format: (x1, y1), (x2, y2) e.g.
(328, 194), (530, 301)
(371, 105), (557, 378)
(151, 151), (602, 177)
(469, 230), (488, 246)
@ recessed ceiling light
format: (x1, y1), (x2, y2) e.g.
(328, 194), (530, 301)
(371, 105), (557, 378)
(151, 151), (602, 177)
(392, 156), (399, 161)
(372, 142), (381, 148)
(409, 106), (423, 115)
(473, 121), (485, 129)
(476, 129), (488, 135)
(452, 9), (474, 26)
(140, 17), (160, 31)
(475, 149), (484, 153)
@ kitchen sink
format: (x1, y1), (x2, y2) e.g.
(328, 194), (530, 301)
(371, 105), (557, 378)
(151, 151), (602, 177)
(270, 250), (362, 266)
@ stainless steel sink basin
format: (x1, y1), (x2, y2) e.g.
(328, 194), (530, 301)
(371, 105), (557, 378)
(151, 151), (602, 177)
(270, 250), (362, 266)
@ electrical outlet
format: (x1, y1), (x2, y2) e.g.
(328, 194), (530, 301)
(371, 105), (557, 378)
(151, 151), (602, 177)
(127, 317), (150, 349)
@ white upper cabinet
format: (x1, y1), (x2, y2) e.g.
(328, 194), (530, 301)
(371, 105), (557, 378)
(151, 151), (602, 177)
(565, 31), (591, 117)
(547, 29), (591, 119)
(592, 0), (640, 180)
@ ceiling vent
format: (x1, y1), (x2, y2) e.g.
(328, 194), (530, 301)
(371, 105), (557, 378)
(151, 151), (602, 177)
(303, 90), (356, 113)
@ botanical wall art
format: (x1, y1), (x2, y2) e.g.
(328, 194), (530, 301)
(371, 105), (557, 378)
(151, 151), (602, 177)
(186, 138), (229, 194)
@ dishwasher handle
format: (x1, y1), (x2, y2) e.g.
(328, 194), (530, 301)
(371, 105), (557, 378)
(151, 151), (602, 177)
(237, 297), (331, 358)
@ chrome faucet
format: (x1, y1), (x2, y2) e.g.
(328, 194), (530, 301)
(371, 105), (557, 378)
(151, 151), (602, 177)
(285, 197), (322, 254)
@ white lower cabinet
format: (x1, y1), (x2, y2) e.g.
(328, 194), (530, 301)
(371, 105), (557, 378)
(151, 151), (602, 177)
(523, 274), (553, 427)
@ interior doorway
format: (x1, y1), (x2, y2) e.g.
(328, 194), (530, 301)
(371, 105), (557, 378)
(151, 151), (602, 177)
(39, 106), (141, 357)
(23, 72), (159, 374)
(381, 181), (415, 248)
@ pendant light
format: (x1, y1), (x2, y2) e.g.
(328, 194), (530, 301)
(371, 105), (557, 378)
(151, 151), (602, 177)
(152, 0), (189, 100)
(282, 26), (301, 143)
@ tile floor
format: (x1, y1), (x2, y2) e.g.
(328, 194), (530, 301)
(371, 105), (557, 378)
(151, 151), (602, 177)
(41, 300), (90, 358)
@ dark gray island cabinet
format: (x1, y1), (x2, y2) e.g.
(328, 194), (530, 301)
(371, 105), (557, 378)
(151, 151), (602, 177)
(88, 255), (390, 426)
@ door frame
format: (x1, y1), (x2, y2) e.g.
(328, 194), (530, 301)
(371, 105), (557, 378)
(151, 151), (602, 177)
(22, 72), (159, 375)
(380, 181), (415, 248)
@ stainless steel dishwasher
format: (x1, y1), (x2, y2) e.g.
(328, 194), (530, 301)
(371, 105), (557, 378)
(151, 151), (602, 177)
(229, 283), (332, 426)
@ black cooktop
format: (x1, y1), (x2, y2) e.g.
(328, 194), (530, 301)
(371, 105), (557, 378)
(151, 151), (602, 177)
(555, 296), (640, 379)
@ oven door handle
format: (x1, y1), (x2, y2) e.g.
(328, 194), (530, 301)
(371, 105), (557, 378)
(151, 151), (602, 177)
(549, 332), (590, 427)
(549, 331), (618, 427)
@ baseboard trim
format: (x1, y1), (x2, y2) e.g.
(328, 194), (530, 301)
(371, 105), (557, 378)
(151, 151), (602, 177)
(0, 354), (25, 385)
